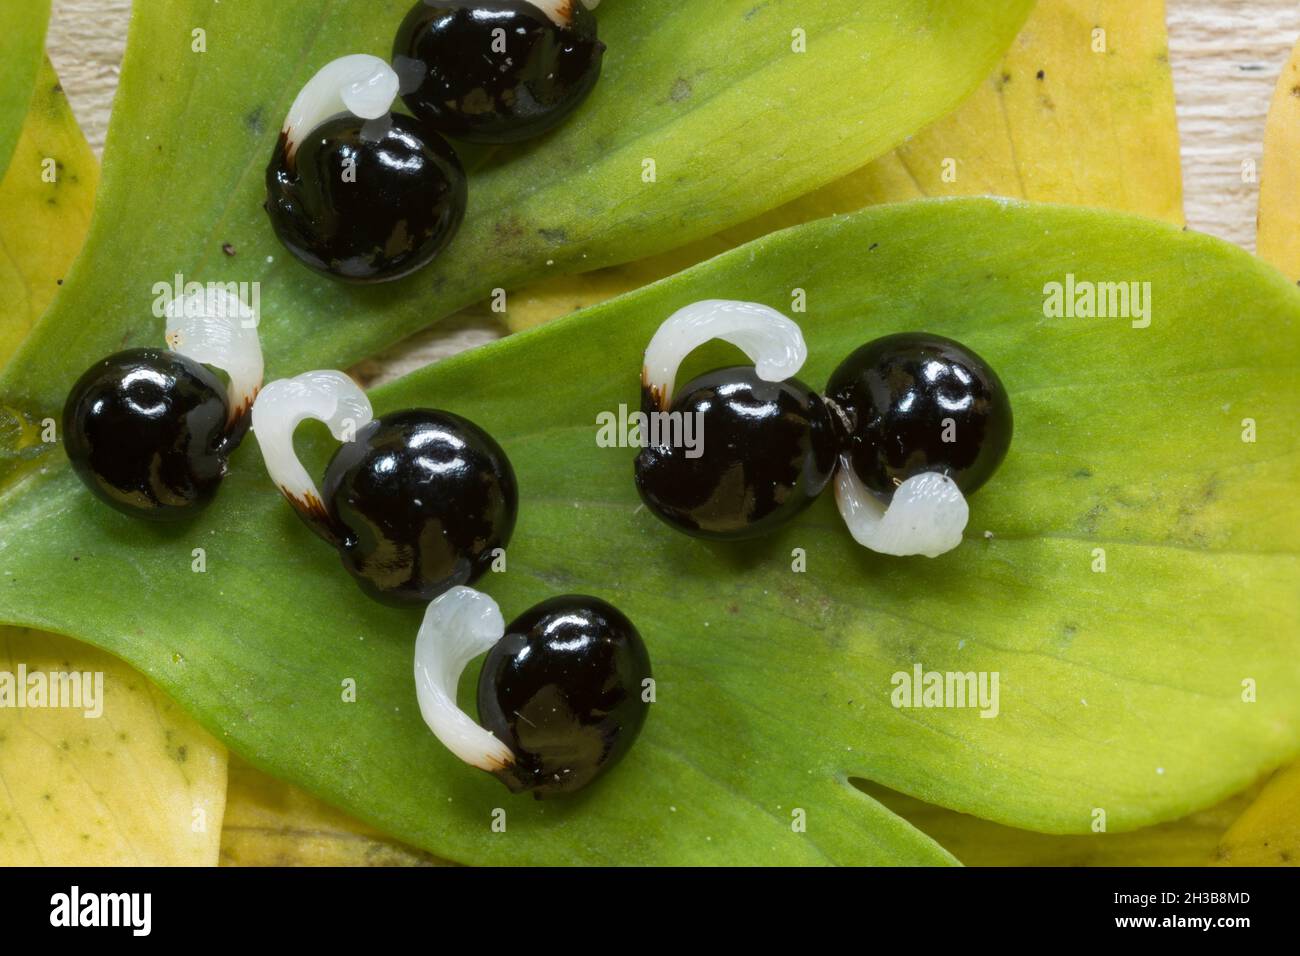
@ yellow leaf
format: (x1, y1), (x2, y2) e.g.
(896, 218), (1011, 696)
(1256, 38), (1300, 281)
(857, 780), (1259, 867)
(219, 757), (448, 867)
(0, 57), (98, 368)
(0, 628), (225, 865)
(505, 0), (1183, 332)
(1213, 761), (1300, 866)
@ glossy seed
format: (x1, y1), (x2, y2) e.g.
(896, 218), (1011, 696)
(635, 366), (838, 539)
(322, 409), (518, 604)
(265, 113), (467, 283)
(393, 0), (605, 143)
(62, 349), (235, 519)
(476, 594), (651, 796)
(825, 332), (1013, 500)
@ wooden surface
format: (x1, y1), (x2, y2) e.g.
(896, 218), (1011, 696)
(43, 0), (1300, 380)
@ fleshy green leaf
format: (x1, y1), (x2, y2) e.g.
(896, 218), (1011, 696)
(506, 0), (1185, 332)
(0, 0), (1032, 419)
(0, 0), (50, 179)
(0, 199), (1296, 864)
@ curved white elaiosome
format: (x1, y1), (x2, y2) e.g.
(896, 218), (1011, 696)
(414, 586), (515, 773)
(833, 456), (969, 558)
(641, 299), (807, 410)
(282, 54), (400, 157)
(250, 370), (373, 511)
(163, 287), (264, 422)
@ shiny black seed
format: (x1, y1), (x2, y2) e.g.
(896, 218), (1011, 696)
(634, 366), (838, 540)
(62, 348), (235, 519)
(394, 0), (604, 144)
(320, 409), (517, 605)
(264, 113), (466, 283)
(477, 595), (651, 797)
(825, 332), (1013, 499)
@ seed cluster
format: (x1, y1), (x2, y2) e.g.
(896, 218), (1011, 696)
(57, 7), (1013, 805)
(264, 0), (606, 283)
(634, 302), (1014, 556)
(64, 2), (644, 801)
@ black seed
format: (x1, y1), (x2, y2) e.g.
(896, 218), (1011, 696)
(477, 595), (651, 797)
(393, 0), (604, 144)
(62, 349), (235, 519)
(825, 332), (1013, 499)
(264, 113), (466, 283)
(634, 366), (838, 539)
(321, 409), (517, 605)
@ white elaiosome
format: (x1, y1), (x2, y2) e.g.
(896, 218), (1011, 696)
(414, 586), (515, 772)
(642, 299), (807, 409)
(250, 370), (373, 506)
(164, 287), (264, 421)
(834, 456), (969, 557)
(282, 55), (400, 157)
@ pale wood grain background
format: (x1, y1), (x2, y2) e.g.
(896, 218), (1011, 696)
(43, 0), (1300, 379)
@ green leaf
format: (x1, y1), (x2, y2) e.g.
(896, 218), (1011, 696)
(507, 0), (1186, 332)
(1, 198), (1296, 864)
(0, 0), (1032, 418)
(0, 0), (50, 180)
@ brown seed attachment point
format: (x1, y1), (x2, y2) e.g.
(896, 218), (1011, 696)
(640, 367), (669, 414)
